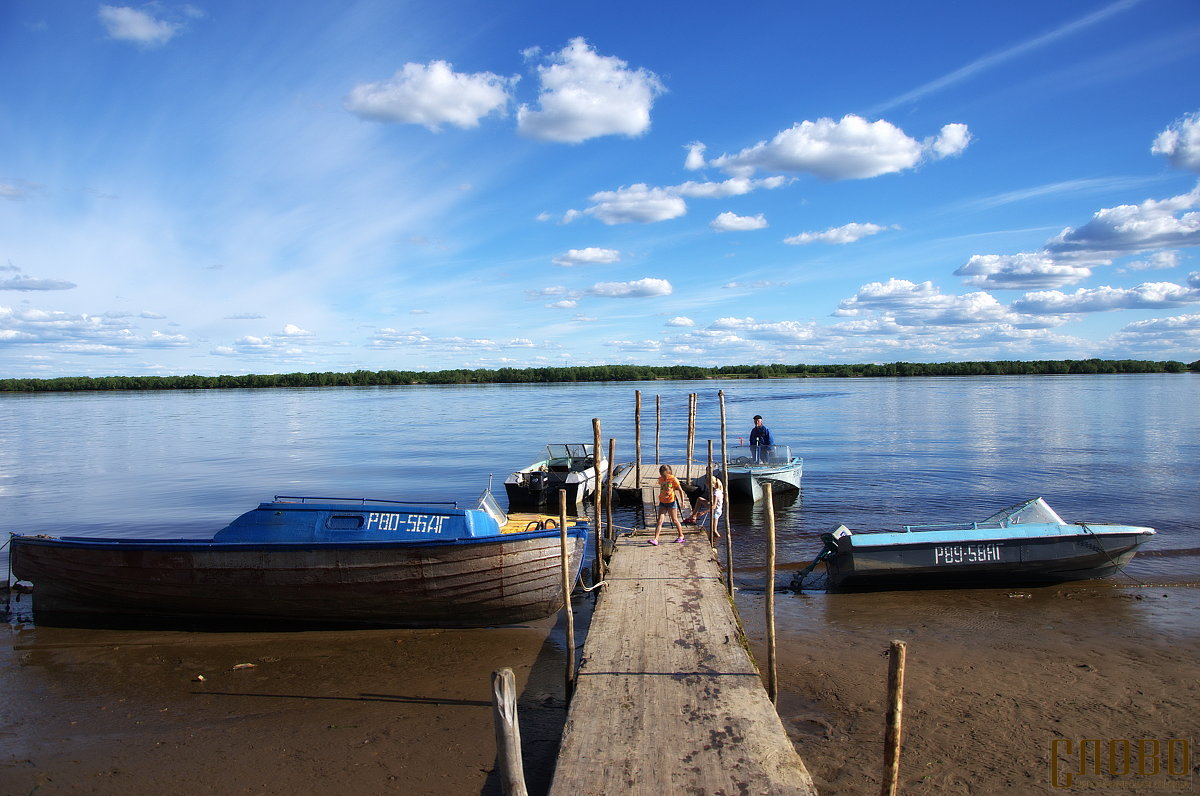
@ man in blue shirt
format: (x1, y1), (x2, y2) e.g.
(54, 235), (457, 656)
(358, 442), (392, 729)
(749, 414), (773, 463)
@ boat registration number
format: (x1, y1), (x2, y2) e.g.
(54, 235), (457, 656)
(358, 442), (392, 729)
(366, 512), (446, 534)
(934, 543), (1001, 565)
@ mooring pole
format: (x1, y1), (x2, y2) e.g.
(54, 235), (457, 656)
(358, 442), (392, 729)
(559, 490), (575, 699)
(686, 392), (696, 479)
(719, 389), (733, 596)
(882, 640), (908, 796)
(634, 391), (642, 505)
(655, 394), (661, 465)
(765, 481), (778, 704)
(707, 439), (715, 549)
(491, 667), (529, 796)
(592, 417), (603, 582)
(606, 437), (615, 547)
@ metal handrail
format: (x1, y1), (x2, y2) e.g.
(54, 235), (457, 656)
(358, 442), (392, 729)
(272, 495), (459, 507)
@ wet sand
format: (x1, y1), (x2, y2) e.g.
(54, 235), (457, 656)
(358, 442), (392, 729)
(3, 583), (1198, 795)
(0, 594), (590, 796)
(739, 583), (1200, 795)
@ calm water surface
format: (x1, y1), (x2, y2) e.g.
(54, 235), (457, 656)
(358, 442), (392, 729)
(3, 375), (1198, 586)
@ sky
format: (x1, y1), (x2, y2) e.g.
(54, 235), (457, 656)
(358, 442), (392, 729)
(2, 0), (1200, 378)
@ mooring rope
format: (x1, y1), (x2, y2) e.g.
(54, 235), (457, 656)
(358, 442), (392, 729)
(1079, 523), (1148, 586)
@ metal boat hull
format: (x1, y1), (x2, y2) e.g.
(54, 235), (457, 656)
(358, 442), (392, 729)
(825, 529), (1151, 590)
(720, 459), (803, 502)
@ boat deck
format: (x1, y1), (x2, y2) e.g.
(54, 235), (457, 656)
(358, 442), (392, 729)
(549, 533), (816, 795)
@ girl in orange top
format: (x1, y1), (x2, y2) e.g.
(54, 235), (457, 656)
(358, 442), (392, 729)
(651, 464), (686, 545)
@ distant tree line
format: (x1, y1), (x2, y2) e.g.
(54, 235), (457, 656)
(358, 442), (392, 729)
(1, 359), (1195, 393)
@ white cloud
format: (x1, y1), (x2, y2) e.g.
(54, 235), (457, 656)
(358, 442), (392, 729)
(344, 61), (514, 130)
(570, 177), (785, 225)
(833, 278), (1060, 328)
(546, 299), (578, 309)
(666, 316), (695, 327)
(517, 38), (665, 143)
(711, 212), (767, 232)
(1152, 112), (1200, 173)
(0, 262), (76, 291)
(1122, 250), (1180, 271)
(1045, 185), (1200, 258)
(1012, 281), (1200, 314)
(98, 5), (182, 47)
(0, 305), (190, 348)
(587, 278), (672, 298)
(281, 323), (313, 337)
(684, 142), (706, 170)
(709, 316), (818, 342)
(703, 115), (972, 180)
(553, 247), (621, 266)
(784, 222), (891, 245)
(954, 252), (1094, 289)
(577, 184), (687, 224)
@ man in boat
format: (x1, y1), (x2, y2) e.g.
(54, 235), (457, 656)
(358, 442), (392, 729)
(749, 415), (773, 463)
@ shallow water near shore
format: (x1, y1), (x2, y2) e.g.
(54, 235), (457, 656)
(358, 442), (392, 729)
(3, 375), (1198, 793)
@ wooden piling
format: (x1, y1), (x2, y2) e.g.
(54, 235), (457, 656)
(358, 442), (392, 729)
(606, 437), (615, 548)
(491, 667), (529, 796)
(559, 491), (575, 699)
(655, 394), (661, 465)
(882, 639), (908, 796)
(764, 482), (778, 705)
(707, 439), (715, 549)
(635, 391), (642, 506)
(719, 389), (734, 596)
(686, 393), (696, 477)
(592, 418), (603, 582)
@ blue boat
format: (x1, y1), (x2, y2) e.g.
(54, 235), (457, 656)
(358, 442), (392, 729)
(812, 498), (1155, 590)
(9, 490), (588, 627)
(717, 444), (803, 502)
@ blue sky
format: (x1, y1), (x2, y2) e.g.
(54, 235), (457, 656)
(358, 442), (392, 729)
(2, 0), (1199, 378)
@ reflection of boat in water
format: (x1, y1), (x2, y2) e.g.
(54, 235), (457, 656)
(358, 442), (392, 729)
(504, 443), (605, 508)
(808, 498), (1155, 591)
(9, 490), (587, 628)
(717, 445), (803, 502)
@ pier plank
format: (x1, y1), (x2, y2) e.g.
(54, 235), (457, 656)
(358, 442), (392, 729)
(549, 535), (817, 795)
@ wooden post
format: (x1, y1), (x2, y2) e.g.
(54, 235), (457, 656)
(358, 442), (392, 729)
(707, 439), (715, 549)
(634, 391), (642, 505)
(592, 418), (603, 582)
(606, 437), (615, 546)
(655, 394), (661, 465)
(881, 640), (908, 796)
(764, 481), (778, 704)
(559, 490), (575, 699)
(491, 667), (529, 796)
(719, 389), (733, 596)
(686, 393), (696, 479)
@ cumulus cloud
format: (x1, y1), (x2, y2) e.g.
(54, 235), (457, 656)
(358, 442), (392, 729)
(833, 278), (1060, 329)
(569, 176), (785, 225)
(1045, 185), (1200, 258)
(553, 247), (621, 266)
(0, 262), (76, 291)
(711, 212), (767, 232)
(344, 61), (514, 130)
(546, 299), (578, 309)
(0, 305), (189, 348)
(1152, 112), (1200, 173)
(1011, 281), (1200, 314)
(98, 5), (183, 47)
(954, 252), (1094, 289)
(784, 222), (891, 245)
(280, 323), (313, 337)
(517, 38), (664, 143)
(697, 115), (972, 180)
(368, 329), (552, 352)
(666, 316), (695, 327)
(587, 278), (672, 298)
(709, 316), (819, 342)
(684, 142), (706, 170)
(1121, 250), (1180, 272)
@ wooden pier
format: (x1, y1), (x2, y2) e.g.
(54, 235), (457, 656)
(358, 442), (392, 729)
(548, 532), (817, 795)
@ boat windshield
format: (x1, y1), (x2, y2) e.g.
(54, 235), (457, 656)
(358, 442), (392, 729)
(980, 497), (1065, 527)
(475, 489), (508, 526)
(727, 444), (794, 464)
(546, 443), (593, 462)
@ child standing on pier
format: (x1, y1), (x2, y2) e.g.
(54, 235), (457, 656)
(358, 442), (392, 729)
(651, 464), (686, 545)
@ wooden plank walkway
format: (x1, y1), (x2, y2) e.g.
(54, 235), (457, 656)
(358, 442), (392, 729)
(612, 462), (711, 502)
(548, 533), (818, 796)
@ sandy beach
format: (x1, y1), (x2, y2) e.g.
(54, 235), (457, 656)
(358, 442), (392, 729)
(2, 580), (1197, 795)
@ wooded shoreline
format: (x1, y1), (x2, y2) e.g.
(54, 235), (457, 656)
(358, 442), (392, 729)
(2, 358), (1196, 393)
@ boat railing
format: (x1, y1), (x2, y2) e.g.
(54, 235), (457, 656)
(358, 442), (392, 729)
(273, 495), (460, 507)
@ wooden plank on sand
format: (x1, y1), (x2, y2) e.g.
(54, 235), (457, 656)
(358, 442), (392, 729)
(548, 535), (817, 796)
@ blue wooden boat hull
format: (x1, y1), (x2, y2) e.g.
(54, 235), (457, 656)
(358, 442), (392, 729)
(10, 493), (589, 627)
